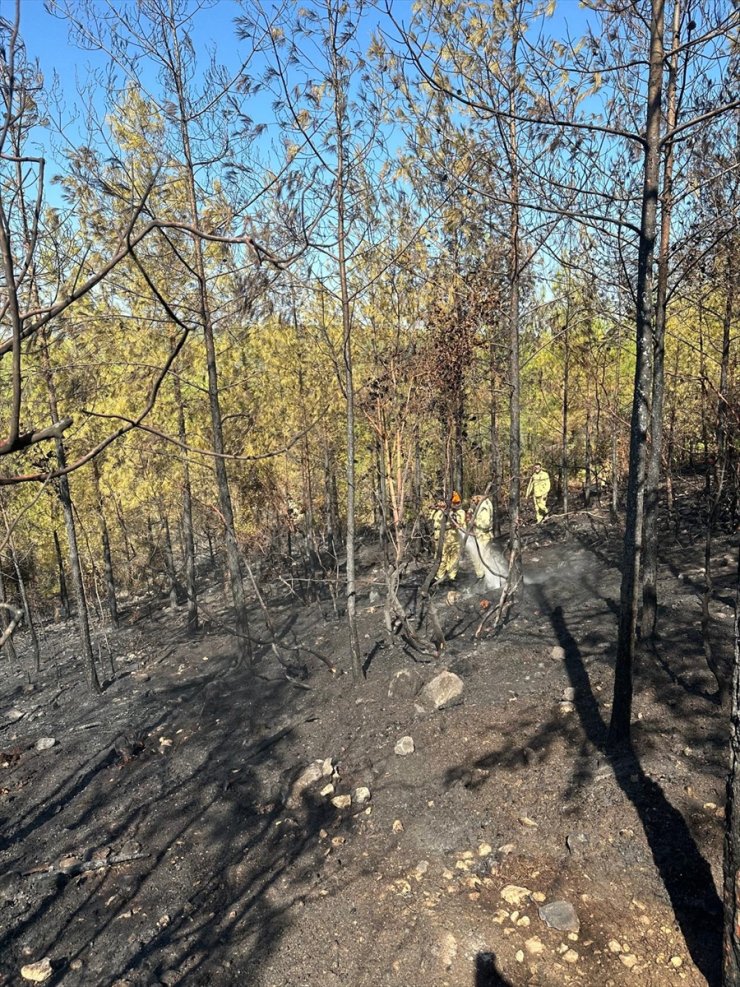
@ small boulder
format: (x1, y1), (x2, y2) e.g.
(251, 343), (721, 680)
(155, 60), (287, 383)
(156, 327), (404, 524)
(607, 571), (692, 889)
(551, 645), (566, 660)
(538, 900), (580, 933)
(388, 668), (423, 700)
(331, 794), (351, 810)
(21, 958), (53, 982)
(501, 885), (531, 906)
(353, 786), (371, 805)
(287, 761), (325, 807)
(35, 738), (56, 752)
(395, 736), (415, 756)
(418, 671), (464, 711)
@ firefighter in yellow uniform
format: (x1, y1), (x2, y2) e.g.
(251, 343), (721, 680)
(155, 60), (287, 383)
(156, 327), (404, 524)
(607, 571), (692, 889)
(430, 492), (466, 583)
(526, 463), (551, 523)
(469, 493), (493, 578)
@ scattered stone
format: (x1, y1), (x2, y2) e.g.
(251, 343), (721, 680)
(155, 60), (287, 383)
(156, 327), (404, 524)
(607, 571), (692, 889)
(320, 784), (335, 798)
(369, 589), (381, 605)
(539, 900), (580, 933)
(670, 956), (683, 968)
(532, 892), (546, 903)
(501, 885), (531, 906)
(20, 958), (52, 982)
(563, 949), (579, 964)
(438, 932), (457, 969)
(287, 761), (326, 806)
(516, 916), (530, 927)
(478, 843), (492, 857)
(558, 702), (576, 716)
(498, 843), (515, 855)
(563, 687), (576, 702)
(413, 860), (429, 880)
(392, 819), (404, 833)
(608, 940), (623, 954)
(131, 670), (150, 682)
(353, 786), (371, 805)
(417, 671), (464, 711)
(566, 833), (589, 856)
(34, 738), (56, 752)
(518, 816), (538, 828)
(394, 736), (415, 756)
(4, 708), (23, 723)
(492, 909), (509, 924)
(619, 954), (638, 969)
(525, 937), (545, 956)
(388, 668), (423, 699)
(551, 646), (566, 660)
(321, 758), (333, 777)
(69, 960), (83, 971)
(515, 950), (524, 963)
(331, 794), (351, 810)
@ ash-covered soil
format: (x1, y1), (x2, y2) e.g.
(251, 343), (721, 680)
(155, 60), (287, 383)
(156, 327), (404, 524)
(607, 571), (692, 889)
(0, 502), (736, 987)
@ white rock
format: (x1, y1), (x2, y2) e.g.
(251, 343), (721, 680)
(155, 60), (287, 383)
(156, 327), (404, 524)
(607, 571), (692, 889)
(525, 937), (545, 955)
(35, 738), (56, 752)
(501, 885), (531, 906)
(395, 736), (415, 756)
(551, 646), (566, 660)
(418, 671), (464, 710)
(353, 786), (371, 805)
(20, 958), (53, 982)
(331, 794), (351, 810)
(287, 761), (325, 807)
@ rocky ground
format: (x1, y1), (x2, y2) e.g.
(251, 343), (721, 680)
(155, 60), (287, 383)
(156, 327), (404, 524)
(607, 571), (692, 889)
(0, 495), (737, 987)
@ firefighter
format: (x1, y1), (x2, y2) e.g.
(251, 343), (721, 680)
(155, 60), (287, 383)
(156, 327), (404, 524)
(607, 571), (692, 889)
(526, 462), (551, 523)
(468, 492), (494, 579)
(430, 491), (465, 583)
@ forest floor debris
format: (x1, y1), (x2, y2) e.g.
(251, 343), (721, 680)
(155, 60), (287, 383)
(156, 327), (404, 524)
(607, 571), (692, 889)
(0, 502), (736, 986)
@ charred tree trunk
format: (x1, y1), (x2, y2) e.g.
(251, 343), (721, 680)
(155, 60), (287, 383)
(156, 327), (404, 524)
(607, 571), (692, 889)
(561, 293), (571, 518)
(41, 331), (100, 693)
(169, 31), (252, 663)
(332, 27), (362, 682)
(53, 528), (70, 620)
(723, 546), (740, 982)
(173, 370), (198, 635)
(490, 339), (502, 537)
(0, 562), (18, 662)
(93, 461), (118, 628)
(642, 0), (681, 638)
(584, 411), (593, 508)
(8, 537), (39, 671)
(608, 0), (664, 751)
(163, 515), (179, 611)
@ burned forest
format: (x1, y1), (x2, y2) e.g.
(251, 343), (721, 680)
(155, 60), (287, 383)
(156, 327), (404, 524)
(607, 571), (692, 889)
(0, 1), (738, 985)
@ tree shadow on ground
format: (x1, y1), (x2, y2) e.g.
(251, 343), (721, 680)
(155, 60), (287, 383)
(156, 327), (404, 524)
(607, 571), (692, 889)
(531, 585), (723, 986)
(475, 951), (512, 985)
(0, 627), (352, 987)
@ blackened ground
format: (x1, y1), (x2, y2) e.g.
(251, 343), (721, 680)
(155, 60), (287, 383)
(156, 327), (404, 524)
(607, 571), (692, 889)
(0, 493), (736, 987)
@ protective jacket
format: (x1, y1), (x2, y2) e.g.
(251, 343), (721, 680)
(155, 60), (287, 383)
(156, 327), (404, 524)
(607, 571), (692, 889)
(526, 469), (551, 499)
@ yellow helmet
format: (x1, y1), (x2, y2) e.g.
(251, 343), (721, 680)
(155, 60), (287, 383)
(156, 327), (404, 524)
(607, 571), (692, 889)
(451, 491), (461, 506)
